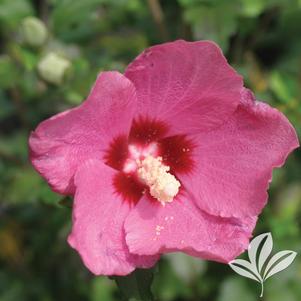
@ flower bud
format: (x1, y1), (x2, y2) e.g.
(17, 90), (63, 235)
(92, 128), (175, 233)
(22, 17), (48, 47)
(38, 53), (71, 85)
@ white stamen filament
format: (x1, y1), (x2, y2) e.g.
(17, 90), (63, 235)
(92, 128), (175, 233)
(137, 156), (181, 205)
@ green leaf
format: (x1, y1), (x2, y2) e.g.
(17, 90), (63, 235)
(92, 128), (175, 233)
(91, 277), (116, 301)
(114, 269), (154, 301)
(269, 72), (296, 103)
(240, 0), (267, 17)
(183, 3), (238, 51)
(51, 0), (105, 41)
(0, 0), (33, 30)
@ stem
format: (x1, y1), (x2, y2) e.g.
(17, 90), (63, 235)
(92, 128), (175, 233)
(36, 0), (49, 24)
(147, 0), (169, 41)
(260, 281), (264, 298)
(9, 88), (28, 128)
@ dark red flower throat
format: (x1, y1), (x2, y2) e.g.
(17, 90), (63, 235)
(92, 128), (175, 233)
(104, 116), (195, 204)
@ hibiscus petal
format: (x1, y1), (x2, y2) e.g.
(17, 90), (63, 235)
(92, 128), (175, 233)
(125, 194), (256, 263)
(29, 71), (137, 194)
(68, 159), (158, 276)
(180, 89), (299, 218)
(125, 40), (243, 135)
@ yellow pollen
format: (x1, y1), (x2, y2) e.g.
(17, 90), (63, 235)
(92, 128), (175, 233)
(137, 156), (181, 205)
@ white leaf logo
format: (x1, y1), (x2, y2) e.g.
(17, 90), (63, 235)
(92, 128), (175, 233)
(229, 232), (297, 297)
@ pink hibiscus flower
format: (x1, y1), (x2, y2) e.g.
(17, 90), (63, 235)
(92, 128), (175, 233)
(29, 40), (299, 276)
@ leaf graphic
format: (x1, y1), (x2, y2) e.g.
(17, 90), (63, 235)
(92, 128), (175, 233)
(229, 232), (297, 298)
(248, 232), (272, 273)
(229, 259), (261, 283)
(232, 259), (262, 280)
(263, 250), (297, 280)
(258, 233), (273, 273)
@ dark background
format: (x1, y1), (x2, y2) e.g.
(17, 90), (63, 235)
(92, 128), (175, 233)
(0, 0), (300, 300)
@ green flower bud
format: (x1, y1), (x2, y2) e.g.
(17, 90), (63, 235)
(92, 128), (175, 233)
(38, 53), (71, 85)
(22, 17), (48, 47)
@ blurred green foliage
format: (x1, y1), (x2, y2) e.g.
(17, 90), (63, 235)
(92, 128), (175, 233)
(0, 0), (301, 300)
